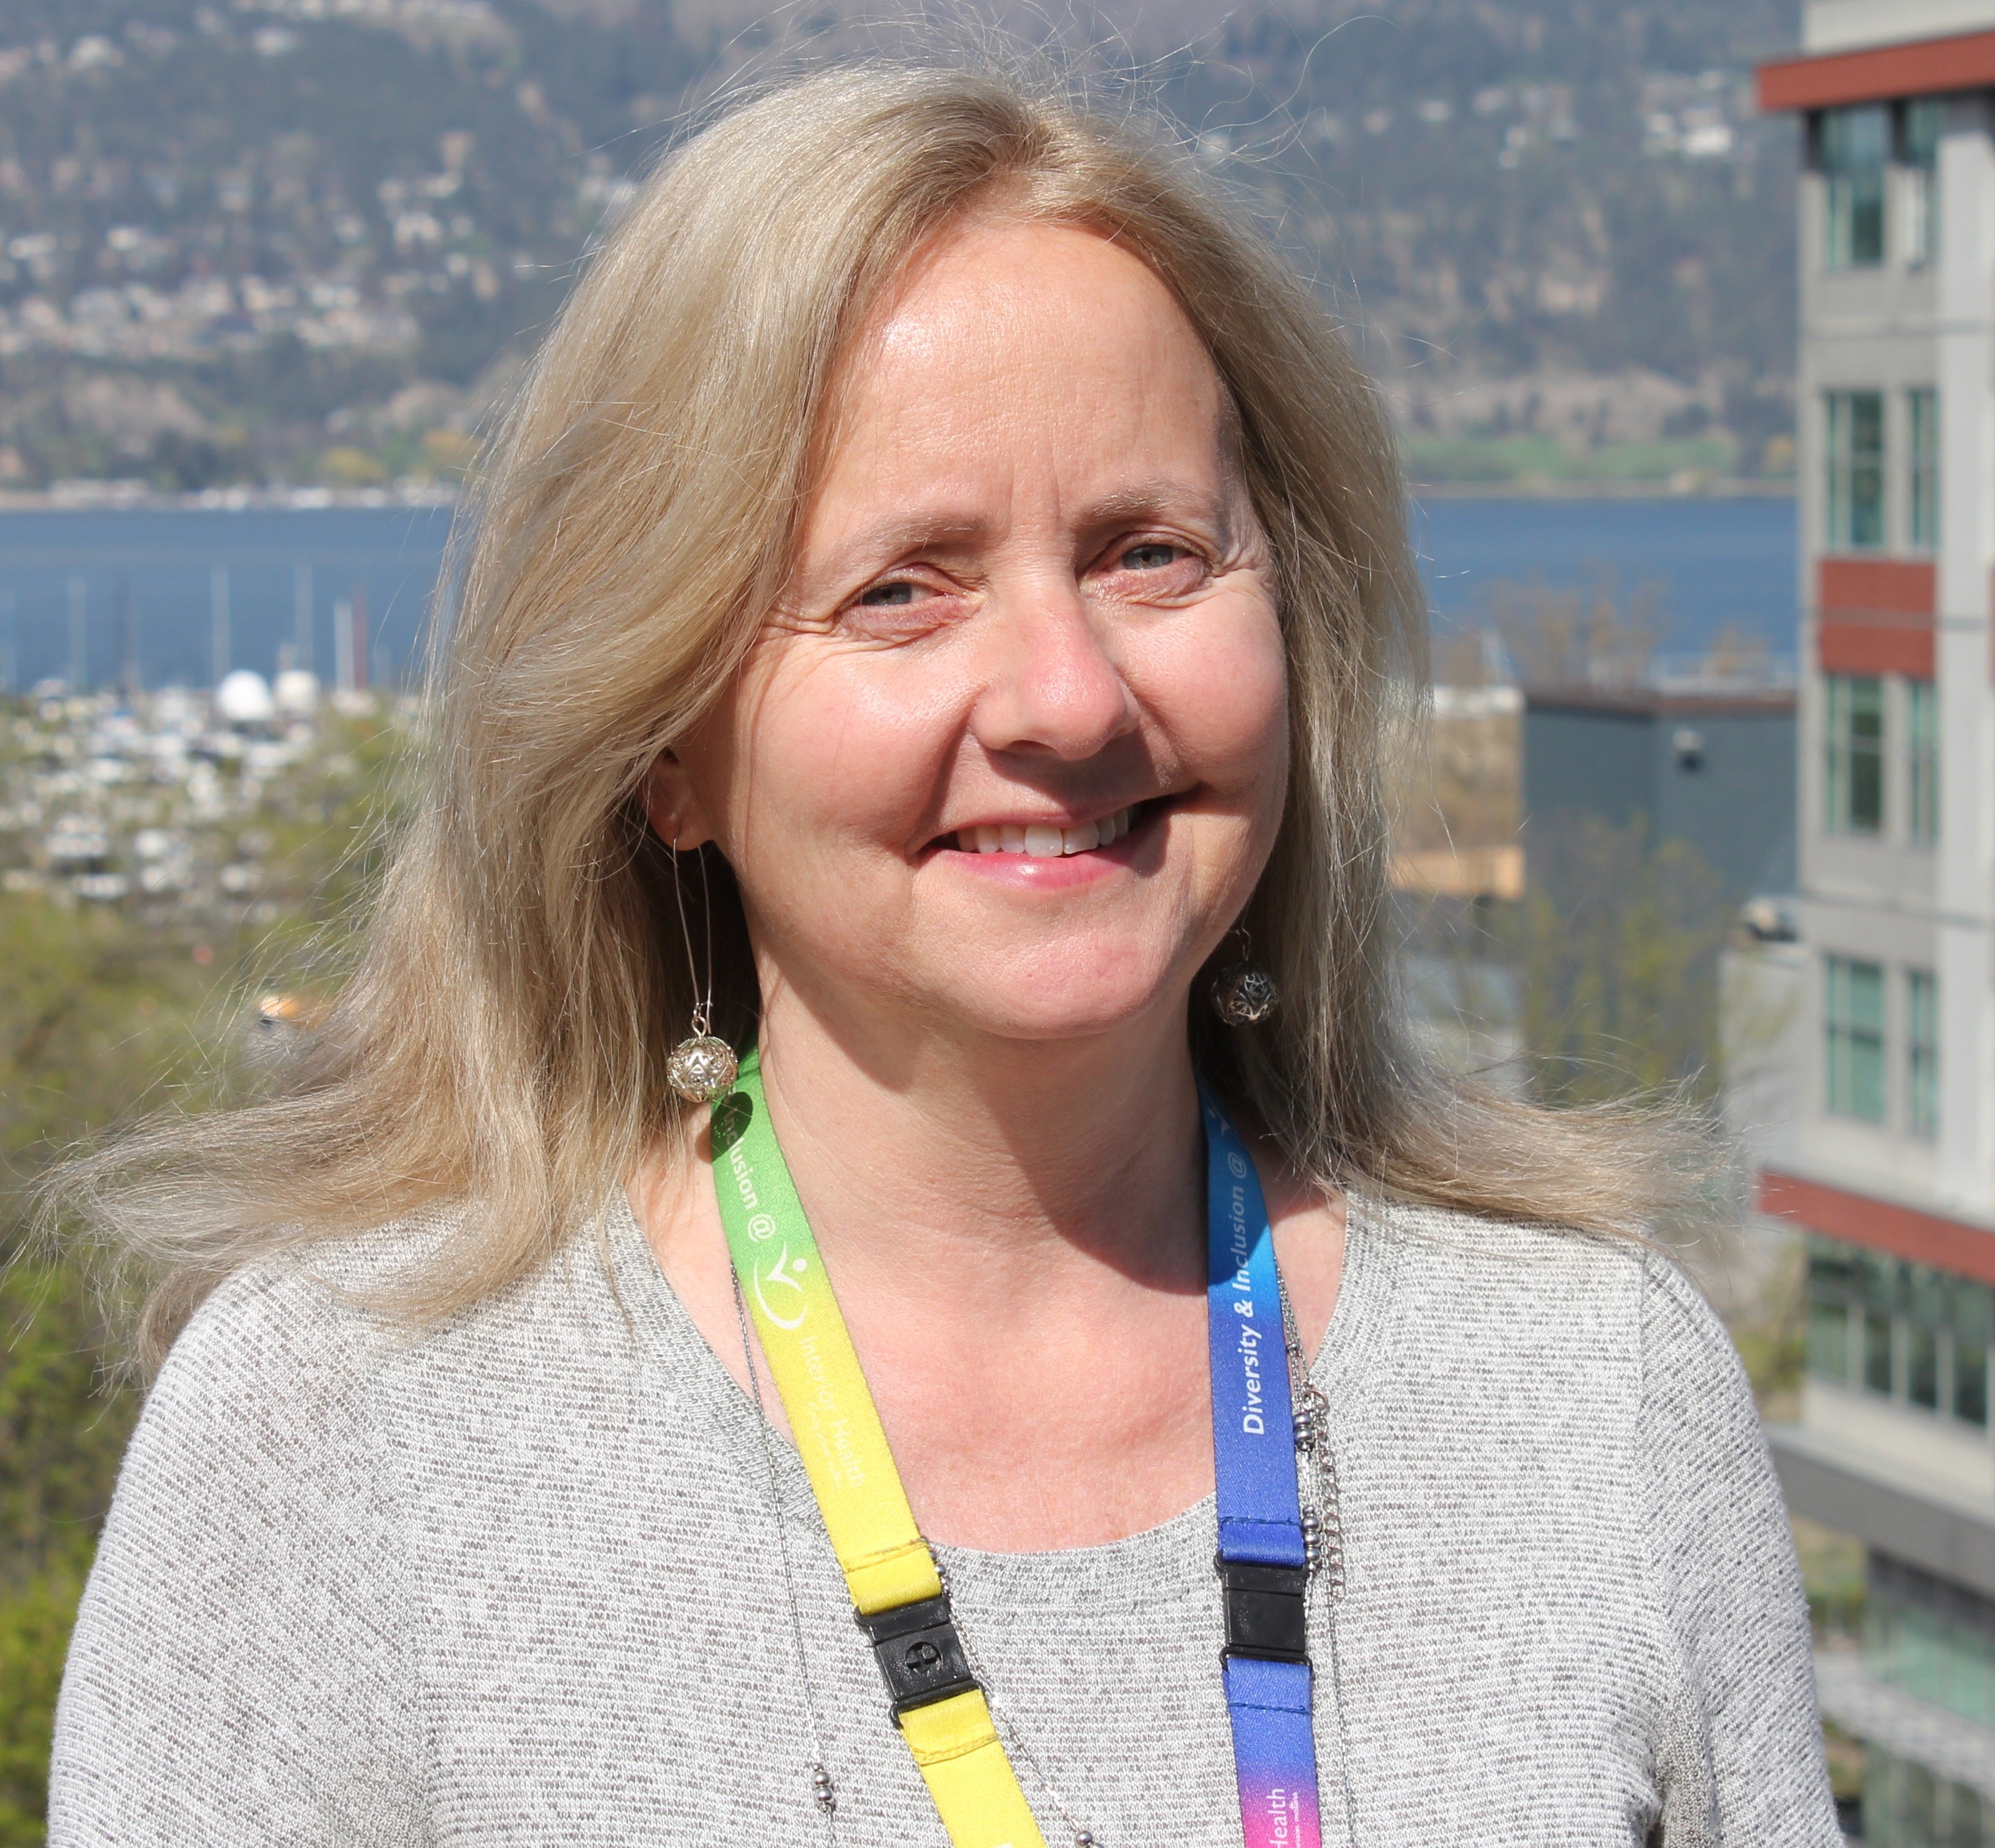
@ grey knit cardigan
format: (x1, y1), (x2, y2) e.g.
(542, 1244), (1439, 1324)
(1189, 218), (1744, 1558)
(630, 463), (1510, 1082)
(50, 1195), (1840, 1846)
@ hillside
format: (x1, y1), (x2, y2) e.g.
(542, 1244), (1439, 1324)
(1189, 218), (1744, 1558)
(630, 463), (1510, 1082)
(0, 0), (1802, 493)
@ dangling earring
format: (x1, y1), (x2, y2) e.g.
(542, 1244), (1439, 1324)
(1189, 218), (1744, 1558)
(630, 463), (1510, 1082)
(1210, 928), (1279, 1026)
(665, 837), (739, 1104)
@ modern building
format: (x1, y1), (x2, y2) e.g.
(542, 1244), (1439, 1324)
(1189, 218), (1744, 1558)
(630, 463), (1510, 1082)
(1522, 685), (1797, 898)
(1750, 6), (1995, 1840)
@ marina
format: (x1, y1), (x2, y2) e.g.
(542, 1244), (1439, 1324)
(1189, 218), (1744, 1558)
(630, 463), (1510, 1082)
(0, 495), (1797, 693)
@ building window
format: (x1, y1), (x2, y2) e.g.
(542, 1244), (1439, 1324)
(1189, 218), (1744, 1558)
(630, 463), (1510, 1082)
(1806, 1239), (1994, 1431)
(1903, 98), (1945, 266)
(1807, 1236), (1887, 1389)
(1809, 1282), (1851, 1383)
(1826, 674), (1885, 833)
(1955, 1269), (1990, 1425)
(1908, 1266), (1943, 1409)
(1866, 1739), (1989, 1845)
(1827, 391), (1886, 549)
(1908, 677), (1939, 845)
(1866, 1298), (1894, 1393)
(1910, 388), (1939, 550)
(1821, 104), (1889, 268)
(1826, 954), (1886, 1122)
(1868, 1557), (1995, 1738)
(1908, 969), (1940, 1141)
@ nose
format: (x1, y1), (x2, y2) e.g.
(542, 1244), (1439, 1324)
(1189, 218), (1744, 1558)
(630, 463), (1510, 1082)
(971, 575), (1139, 762)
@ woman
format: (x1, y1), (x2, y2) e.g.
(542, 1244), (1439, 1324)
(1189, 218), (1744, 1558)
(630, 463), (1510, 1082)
(50, 63), (1836, 1847)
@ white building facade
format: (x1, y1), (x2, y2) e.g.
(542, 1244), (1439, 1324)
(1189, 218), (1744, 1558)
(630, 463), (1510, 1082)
(1756, 6), (1995, 1839)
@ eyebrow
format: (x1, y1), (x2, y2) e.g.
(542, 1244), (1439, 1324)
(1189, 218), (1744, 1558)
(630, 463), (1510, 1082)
(825, 512), (988, 567)
(820, 476), (1235, 574)
(1077, 478), (1232, 533)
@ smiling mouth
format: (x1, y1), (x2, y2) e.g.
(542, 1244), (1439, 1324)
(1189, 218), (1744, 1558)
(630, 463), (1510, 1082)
(950, 802), (1144, 859)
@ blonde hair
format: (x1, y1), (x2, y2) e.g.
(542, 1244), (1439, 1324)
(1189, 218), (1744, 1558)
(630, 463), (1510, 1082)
(59, 60), (1684, 1366)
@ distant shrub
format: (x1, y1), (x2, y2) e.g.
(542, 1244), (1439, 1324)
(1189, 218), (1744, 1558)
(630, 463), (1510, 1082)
(318, 444), (389, 486)
(0, 1565), (86, 1846)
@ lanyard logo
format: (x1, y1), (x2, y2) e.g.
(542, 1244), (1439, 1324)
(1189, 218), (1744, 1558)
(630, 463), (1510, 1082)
(755, 1246), (812, 1330)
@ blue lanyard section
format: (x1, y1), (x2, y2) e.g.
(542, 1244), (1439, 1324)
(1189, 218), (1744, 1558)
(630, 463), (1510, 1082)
(1202, 1086), (1307, 1568)
(1201, 1084), (1324, 1848)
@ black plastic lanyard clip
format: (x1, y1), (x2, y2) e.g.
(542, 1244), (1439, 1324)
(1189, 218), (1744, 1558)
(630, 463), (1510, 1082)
(854, 1593), (981, 1722)
(1217, 1557), (1310, 1664)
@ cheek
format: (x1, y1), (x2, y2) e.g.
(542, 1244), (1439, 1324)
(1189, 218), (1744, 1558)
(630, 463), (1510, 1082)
(1147, 601), (1289, 797)
(711, 653), (951, 867)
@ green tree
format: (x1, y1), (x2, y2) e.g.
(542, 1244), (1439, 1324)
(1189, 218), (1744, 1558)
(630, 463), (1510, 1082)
(0, 696), (411, 1842)
(0, 1565), (85, 1844)
(0, 1263), (136, 1583)
(1510, 815), (1733, 1106)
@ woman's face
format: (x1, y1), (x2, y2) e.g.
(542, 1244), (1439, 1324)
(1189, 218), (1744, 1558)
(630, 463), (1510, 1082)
(653, 217), (1289, 1050)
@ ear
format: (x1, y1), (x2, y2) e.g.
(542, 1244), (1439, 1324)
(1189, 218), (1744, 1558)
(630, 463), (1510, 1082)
(639, 752), (715, 850)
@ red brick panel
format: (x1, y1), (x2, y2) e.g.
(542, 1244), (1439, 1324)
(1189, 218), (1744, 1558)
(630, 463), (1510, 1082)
(1758, 1170), (1995, 1284)
(1819, 618), (1936, 677)
(1759, 31), (1995, 111)
(1819, 557), (1936, 616)
(1815, 558), (1937, 676)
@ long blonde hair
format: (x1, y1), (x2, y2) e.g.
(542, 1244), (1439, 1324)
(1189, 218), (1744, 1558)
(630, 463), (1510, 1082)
(60, 60), (1683, 1367)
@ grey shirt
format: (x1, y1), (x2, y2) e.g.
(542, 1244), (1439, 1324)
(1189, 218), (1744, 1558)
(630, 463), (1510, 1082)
(51, 1195), (1839, 1846)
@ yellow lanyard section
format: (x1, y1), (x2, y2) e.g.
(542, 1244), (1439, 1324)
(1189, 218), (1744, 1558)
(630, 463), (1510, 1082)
(712, 1055), (1050, 1848)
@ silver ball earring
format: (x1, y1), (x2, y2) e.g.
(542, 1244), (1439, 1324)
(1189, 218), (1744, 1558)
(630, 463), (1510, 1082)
(1211, 931), (1279, 1026)
(665, 837), (739, 1104)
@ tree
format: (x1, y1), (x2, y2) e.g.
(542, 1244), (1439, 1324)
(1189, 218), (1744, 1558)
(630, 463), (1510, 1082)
(1509, 814), (1732, 1105)
(1488, 568), (1661, 690)
(0, 695), (410, 1842)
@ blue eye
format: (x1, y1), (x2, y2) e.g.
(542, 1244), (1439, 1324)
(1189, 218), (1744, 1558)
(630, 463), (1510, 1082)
(1122, 544), (1179, 570)
(858, 581), (918, 606)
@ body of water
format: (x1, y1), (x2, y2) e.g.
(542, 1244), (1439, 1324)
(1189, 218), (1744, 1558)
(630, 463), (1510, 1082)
(0, 494), (1797, 692)
(1415, 494), (1797, 660)
(0, 504), (455, 693)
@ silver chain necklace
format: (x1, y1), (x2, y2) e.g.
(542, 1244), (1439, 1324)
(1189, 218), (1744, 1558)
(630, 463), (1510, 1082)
(724, 1263), (1340, 1846)
(727, 1264), (843, 1836)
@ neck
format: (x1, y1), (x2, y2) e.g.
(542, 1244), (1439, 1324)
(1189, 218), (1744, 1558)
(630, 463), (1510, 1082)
(751, 981), (1207, 1304)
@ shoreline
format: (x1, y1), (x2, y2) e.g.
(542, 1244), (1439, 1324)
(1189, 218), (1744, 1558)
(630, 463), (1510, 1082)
(0, 485), (460, 514)
(1411, 477), (1794, 501)
(0, 479), (1796, 514)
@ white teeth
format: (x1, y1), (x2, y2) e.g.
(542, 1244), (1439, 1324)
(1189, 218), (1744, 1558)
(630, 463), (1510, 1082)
(957, 805), (1138, 855)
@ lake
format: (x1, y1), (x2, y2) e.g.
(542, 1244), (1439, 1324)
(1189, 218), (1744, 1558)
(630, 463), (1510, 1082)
(1413, 495), (1797, 663)
(0, 494), (1797, 691)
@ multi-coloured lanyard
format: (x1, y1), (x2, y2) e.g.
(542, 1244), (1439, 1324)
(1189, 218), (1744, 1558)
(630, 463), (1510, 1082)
(711, 1049), (1323, 1848)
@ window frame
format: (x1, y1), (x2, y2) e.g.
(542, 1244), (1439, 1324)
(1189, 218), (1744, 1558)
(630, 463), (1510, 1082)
(1820, 104), (1890, 269)
(1902, 98), (1945, 267)
(1805, 1238), (1994, 1433)
(1909, 388), (1940, 552)
(1826, 390), (1886, 551)
(1908, 676), (1939, 846)
(1826, 672), (1885, 835)
(1908, 968), (1940, 1141)
(1825, 953), (1887, 1123)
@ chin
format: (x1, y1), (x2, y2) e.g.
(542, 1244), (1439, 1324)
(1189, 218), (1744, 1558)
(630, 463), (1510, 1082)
(924, 968), (1184, 1046)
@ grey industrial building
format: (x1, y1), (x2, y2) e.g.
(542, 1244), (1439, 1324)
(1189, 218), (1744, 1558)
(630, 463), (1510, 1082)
(1523, 687), (1797, 898)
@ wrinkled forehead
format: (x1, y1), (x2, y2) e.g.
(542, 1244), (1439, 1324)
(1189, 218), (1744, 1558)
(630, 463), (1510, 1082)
(811, 214), (1244, 496)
